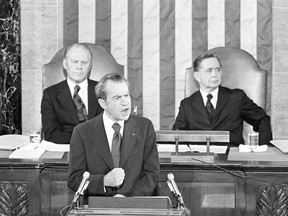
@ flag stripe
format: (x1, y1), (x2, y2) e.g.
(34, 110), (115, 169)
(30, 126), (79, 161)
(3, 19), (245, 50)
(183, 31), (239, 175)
(159, 0), (175, 129)
(96, 0), (111, 51)
(143, 0), (160, 129)
(175, 0), (192, 115)
(257, 0), (273, 72)
(257, 0), (273, 113)
(207, 0), (225, 49)
(111, 0), (128, 77)
(78, 0), (96, 43)
(63, 0), (78, 46)
(192, 0), (208, 60)
(240, 0), (257, 57)
(127, 0), (143, 116)
(225, 0), (241, 47)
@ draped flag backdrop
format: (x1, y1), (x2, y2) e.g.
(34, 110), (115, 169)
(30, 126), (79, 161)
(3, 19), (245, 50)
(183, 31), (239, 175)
(63, 0), (272, 130)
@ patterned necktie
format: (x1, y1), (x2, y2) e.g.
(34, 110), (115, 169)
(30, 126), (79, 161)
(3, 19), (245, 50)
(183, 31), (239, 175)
(206, 94), (214, 121)
(206, 94), (214, 113)
(73, 85), (88, 122)
(111, 123), (121, 167)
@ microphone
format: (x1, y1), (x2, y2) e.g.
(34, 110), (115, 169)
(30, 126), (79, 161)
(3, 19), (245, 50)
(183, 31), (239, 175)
(72, 171), (90, 205)
(167, 173), (185, 207)
(133, 106), (138, 115)
(166, 180), (176, 196)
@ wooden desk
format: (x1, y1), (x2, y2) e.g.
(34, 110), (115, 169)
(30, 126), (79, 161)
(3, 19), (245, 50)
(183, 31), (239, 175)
(0, 158), (44, 216)
(1, 148), (288, 216)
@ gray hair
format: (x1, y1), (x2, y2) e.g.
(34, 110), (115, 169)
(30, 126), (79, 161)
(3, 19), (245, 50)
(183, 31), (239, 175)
(63, 43), (93, 60)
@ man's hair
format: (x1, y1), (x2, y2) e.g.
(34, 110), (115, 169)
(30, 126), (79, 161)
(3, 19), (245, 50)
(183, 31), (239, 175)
(63, 43), (93, 60)
(193, 53), (222, 72)
(95, 73), (129, 100)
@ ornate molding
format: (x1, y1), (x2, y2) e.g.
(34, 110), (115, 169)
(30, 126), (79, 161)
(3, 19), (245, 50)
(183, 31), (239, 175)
(0, 182), (29, 215)
(257, 185), (288, 216)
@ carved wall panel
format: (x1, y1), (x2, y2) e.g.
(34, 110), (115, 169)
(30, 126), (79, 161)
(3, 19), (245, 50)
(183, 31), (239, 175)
(257, 185), (288, 216)
(0, 182), (29, 215)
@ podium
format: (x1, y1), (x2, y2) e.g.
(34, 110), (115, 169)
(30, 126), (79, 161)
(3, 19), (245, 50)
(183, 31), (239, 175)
(66, 196), (186, 216)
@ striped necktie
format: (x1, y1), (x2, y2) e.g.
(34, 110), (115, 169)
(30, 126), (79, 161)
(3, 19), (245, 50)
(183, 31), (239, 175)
(206, 94), (214, 121)
(73, 85), (88, 122)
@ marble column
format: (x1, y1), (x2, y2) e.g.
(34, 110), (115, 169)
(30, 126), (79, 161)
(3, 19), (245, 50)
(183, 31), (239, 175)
(0, 0), (21, 135)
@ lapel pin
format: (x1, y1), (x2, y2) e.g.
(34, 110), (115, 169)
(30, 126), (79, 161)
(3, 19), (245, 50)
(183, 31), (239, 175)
(132, 133), (135, 136)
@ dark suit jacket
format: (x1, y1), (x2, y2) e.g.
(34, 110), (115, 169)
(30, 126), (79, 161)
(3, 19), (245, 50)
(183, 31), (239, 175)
(41, 79), (103, 144)
(67, 113), (160, 197)
(173, 86), (272, 146)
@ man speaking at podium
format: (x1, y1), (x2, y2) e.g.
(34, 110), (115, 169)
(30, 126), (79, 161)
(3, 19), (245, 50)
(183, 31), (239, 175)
(173, 53), (272, 146)
(67, 73), (160, 197)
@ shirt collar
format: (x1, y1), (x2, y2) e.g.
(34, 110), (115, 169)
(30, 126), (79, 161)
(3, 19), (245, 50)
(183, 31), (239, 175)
(67, 78), (88, 90)
(199, 87), (219, 108)
(200, 87), (219, 98)
(67, 78), (88, 96)
(103, 111), (125, 132)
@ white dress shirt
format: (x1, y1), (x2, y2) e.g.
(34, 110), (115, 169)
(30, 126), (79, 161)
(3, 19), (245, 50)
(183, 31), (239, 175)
(67, 78), (89, 113)
(102, 111), (124, 151)
(199, 87), (219, 109)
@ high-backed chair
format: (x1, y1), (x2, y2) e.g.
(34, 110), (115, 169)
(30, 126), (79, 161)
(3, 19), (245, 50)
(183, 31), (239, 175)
(185, 47), (267, 144)
(41, 43), (124, 140)
(42, 43), (124, 89)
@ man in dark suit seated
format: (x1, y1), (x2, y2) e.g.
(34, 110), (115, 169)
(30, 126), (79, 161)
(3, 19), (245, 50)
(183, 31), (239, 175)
(173, 53), (272, 146)
(41, 43), (103, 144)
(67, 73), (160, 196)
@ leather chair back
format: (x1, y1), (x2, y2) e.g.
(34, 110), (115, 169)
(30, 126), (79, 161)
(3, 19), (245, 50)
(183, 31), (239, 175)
(185, 47), (267, 144)
(42, 43), (124, 89)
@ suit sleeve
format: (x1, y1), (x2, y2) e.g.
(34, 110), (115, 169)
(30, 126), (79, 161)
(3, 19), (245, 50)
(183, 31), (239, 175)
(67, 126), (86, 192)
(130, 120), (160, 196)
(173, 100), (189, 130)
(41, 89), (72, 144)
(68, 125), (110, 196)
(240, 92), (272, 144)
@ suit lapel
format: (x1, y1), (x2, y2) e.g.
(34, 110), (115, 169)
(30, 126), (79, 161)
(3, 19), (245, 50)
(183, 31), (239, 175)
(120, 116), (137, 167)
(213, 87), (229, 118)
(87, 80), (98, 119)
(89, 114), (114, 169)
(192, 92), (210, 121)
(57, 81), (79, 123)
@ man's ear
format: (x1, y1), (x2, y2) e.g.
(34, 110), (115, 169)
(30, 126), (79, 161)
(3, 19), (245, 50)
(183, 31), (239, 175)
(193, 71), (200, 82)
(98, 99), (107, 110)
(63, 59), (67, 70)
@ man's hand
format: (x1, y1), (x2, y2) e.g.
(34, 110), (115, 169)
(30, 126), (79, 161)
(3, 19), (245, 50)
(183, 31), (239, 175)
(103, 168), (125, 187)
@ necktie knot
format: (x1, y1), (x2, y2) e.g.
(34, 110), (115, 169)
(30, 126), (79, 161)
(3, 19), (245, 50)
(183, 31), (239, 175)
(74, 85), (80, 94)
(207, 94), (213, 101)
(112, 123), (121, 133)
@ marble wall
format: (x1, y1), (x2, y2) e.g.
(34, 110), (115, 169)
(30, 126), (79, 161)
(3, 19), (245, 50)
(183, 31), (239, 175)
(273, 0), (288, 139)
(0, 0), (21, 135)
(18, 0), (288, 139)
(21, 0), (63, 135)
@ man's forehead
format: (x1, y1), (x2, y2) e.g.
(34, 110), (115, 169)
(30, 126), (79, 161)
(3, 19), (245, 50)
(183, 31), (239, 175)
(106, 80), (129, 95)
(67, 47), (91, 60)
(199, 57), (221, 69)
